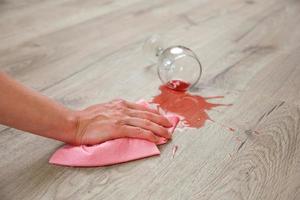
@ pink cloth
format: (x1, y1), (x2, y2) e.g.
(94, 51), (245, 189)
(49, 103), (179, 167)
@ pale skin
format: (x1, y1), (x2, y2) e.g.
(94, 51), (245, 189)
(0, 72), (172, 145)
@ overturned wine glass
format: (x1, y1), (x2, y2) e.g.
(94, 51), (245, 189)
(143, 34), (202, 91)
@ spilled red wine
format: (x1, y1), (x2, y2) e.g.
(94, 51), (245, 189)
(152, 80), (227, 128)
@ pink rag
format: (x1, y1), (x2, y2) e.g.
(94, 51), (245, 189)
(49, 102), (179, 167)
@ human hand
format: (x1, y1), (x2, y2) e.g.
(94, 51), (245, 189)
(70, 99), (172, 145)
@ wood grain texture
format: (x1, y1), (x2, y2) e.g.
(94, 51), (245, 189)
(1, 0), (300, 199)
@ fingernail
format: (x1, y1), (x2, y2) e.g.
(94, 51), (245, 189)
(156, 137), (167, 145)
(155, 137), (162, 143)
(165, 132), (172, 139)
(165, 120), (173, 127)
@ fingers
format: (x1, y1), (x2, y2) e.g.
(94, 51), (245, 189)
(113, 99), (172, 128)
(120, 125), (160, 143)
(124, 101), (160, 115)
(127, 109), (172, 128)
(124, 117), (171, 139)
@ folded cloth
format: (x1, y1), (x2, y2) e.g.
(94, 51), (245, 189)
(49, 102), (179, 167)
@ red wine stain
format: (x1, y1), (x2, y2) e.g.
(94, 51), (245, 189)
(212, 119), (236, 132)
(152, 80), (229, 128)
(172, 145), (178, 159)
(228, 127), (235, 132)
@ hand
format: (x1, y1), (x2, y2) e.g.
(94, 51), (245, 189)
(71, 99), (172, 145)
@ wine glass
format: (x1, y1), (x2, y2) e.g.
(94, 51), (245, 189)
(143, 34), (202, 91)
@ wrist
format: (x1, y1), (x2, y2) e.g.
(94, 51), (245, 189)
(58, 109), (80, 145)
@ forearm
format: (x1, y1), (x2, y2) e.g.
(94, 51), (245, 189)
(0, 72), (77, 143)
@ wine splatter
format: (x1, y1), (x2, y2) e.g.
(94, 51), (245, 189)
(172, 145), (178, 159)
(152, 81), (229, 128)
(228, 127), (235, 132)
(210, 119), (236, 132)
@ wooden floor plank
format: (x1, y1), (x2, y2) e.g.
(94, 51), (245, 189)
(191, 101), (300, 200)
(0, 0), (209, 90)
(0, 0), (144, 50)
(1, 0), (277, 90)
